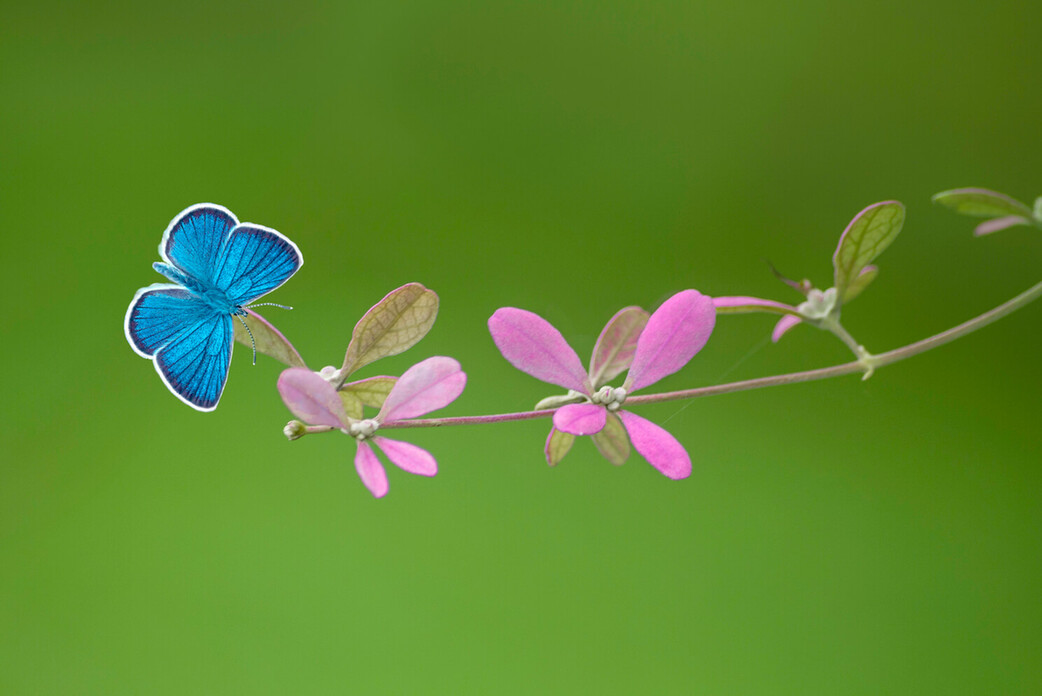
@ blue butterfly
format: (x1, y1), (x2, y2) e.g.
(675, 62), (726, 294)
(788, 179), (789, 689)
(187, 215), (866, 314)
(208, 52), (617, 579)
(124, 203), (303, 411)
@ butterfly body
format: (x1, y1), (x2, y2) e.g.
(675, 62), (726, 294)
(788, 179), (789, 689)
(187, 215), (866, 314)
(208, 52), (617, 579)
(125, 204), (302, 411)
(152, 261), (248, 316)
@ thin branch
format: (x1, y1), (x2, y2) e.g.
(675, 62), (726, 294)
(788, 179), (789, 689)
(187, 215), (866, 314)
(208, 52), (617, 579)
(379, 278), (1042, 430)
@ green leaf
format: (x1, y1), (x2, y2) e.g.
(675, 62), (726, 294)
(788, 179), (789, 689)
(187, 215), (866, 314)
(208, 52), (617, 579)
(931, 188), (1033, 218)
(591, 412), (629, 466)
(840, 266), (877, 304)
(340, 376), (397, 410)
(589, 306), (649, 389)
(545, 427), (575, 467)
(233, 310), (307, 368)
(339, 391), (364, 420)
(340, 283), (439, 379)
(833, 201), (904, 304)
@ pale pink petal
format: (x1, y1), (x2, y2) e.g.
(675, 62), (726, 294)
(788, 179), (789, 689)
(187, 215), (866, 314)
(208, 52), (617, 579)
(372, 436), (437, 477)
(588, 306), (649, 389)
(974, 215), (1031, 236)
(772, 314), (802, 342)
(488, 307), (590, 393)
(712, 296), (797, 315)
(354, 441), (389, 498)
(378, 356), (467, 422)
(277, 367), (348, 427)
(553, 403), (607, 436)
(618, 410), (691, 480)
(626, 290), (715, 392)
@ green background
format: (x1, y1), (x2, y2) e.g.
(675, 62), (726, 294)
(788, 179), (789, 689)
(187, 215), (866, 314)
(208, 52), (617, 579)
(3, 1), (1041, 693)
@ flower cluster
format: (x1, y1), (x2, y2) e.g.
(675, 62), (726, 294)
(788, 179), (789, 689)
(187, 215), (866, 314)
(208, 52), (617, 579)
(489, 290), (715, 479)
(279, 357), (466, 498)
(272, 283), (467, 498)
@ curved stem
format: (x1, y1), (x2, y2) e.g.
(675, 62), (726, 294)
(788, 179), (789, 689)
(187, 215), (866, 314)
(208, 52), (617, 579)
(820, 315), (872, 365)
(383, 408), (555, 430)
(378, 279), (1042, 430)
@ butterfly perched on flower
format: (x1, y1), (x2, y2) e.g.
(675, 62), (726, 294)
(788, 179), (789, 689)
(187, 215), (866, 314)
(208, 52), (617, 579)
(124, 204), (303, 411)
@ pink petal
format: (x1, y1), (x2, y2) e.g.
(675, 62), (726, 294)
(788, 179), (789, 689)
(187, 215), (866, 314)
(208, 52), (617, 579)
(588, 306), (649, 389)
(378, 356), (467, 422)
(626, 290), (715, 392)
(771, 314), (802, 342)
(277, 367), (348, 427)
(372, 436), (437, 477)
(488, 308), (590, 393)
(712, 296), (797, 315)
(973, 215), (1031, 236)
(354, 441), (389, 498)
(618, 410), (691, 480)
(553, 403), (607, 436)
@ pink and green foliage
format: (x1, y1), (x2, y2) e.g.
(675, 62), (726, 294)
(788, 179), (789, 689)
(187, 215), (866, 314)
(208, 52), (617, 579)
(713, 201), (904, 343)
(232, 310), (309, 368)
(932, 187), (1041, 236)
(488, 290), (715, 479)
(272, 283), (463, 498)
(278, 356), (467, 498)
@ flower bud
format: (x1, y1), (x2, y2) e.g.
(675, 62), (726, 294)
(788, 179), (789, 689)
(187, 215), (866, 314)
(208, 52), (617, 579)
(348, 418), (379, 441)
(284, 420), (307, 441)
(797, 287), (838, 320)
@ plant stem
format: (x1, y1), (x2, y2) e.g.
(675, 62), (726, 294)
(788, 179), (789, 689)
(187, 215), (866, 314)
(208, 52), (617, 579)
(821, 315), (870, 358)
(378, 279), (1042, 430)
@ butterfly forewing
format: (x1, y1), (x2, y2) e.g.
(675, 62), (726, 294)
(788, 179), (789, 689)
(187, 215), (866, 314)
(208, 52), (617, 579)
(161, 204), (238, 288)
(213, 224), (303, 306)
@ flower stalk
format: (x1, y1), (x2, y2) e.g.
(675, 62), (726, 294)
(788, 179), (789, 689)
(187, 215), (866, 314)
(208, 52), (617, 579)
(374, 276), (1042, 428)
(261, 187), (1042, 497)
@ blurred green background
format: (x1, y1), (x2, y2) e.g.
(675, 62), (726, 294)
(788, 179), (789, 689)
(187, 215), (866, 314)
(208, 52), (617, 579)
(3, 0), (1041, 693)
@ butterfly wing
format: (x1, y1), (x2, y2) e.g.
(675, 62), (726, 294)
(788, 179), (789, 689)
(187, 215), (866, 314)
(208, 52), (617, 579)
(126, 284), (209, 357)
(125, 284), (234, 411)
(154, 312), (234, 411)
(212, 223), (303, 306)
(159, 204), (239, 286)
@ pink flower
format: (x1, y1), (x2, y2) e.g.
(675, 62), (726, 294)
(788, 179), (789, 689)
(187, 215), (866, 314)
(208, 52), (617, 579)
(713, 200), (904, 343)
(278, 357), (467, 498)
(488, 290), (715, 479)
(712, 291), (834, 343)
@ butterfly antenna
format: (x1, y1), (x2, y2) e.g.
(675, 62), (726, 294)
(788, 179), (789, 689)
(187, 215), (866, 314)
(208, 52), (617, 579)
(246, 302), (294, 311)
(235, 314), (258, 365)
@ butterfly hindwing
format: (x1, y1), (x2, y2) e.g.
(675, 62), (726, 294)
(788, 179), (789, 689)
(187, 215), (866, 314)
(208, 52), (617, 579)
(160, 204), (238, 286)
(213, 223), (303, 306)
(153, 311), (235, 411)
